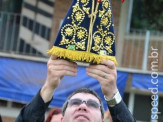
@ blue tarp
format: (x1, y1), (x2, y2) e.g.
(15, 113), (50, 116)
(132, 73), (163, 92)
(0, 57), (128, 110)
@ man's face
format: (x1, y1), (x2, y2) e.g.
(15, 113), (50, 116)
(61, 93), (104, 122)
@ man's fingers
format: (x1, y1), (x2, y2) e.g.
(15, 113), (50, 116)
(86, 68), (114, 80)
(87, 64), (110, 74)
(86, 71), (106, 83)
(47, 57), (77, 78)
(86, 67), (104, 77)
(51, 65), (78, 73)
(49, 58), (77, 68)
(50, 55), (57, 60)
(100, 60), (116, 69)
(54, 59), (77, 67)
(55, 70), (77, 77)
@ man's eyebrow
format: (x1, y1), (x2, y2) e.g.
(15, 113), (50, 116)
(88, 99), (100, 103)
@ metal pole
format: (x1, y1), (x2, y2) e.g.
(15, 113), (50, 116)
(0, 12), (3, 48)
(10, 13), (17, 51)
(128, 92), (135, 114)
(3, 13), (10, 51)
(142, 30), (150, 71)
(126, 0), (133, 34)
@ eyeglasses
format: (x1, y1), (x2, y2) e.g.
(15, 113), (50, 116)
(68, 98), (101, 109)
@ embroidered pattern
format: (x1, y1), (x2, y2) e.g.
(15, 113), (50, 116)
(59, 0), (115, 54)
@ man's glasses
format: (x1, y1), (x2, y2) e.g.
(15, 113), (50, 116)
(68, 98), (101, 109)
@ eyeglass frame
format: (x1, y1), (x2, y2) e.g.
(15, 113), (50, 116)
(67, 98), (102, 109)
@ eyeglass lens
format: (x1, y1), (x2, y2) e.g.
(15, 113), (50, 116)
(68, 98), (100, 108)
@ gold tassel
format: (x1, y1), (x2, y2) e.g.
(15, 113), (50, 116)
(47, 46), (118, 65)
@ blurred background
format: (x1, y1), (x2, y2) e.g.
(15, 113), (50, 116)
(0, 0), (163, 121)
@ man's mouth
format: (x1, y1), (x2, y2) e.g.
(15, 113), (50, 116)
(75, 114), (89, 121)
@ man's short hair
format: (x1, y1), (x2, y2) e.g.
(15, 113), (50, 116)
(62, 88), (105, 119)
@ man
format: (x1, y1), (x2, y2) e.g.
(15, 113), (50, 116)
(16, 56), (136, 122)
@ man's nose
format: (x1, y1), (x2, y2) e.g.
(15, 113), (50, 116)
(78, 102), (88, 111)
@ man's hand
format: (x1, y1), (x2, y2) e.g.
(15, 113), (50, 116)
(41, 56), (77, 102)
(46, 55), (77, 89)
(86, 60), (117, 99)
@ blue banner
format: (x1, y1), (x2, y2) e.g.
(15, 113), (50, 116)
(0, 57), (128, 110)
(0, 57), (46, 102)
(132, 73), (163, 92)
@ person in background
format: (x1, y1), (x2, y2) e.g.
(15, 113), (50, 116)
(45, 107), (62, 122)
(104, 109), (113, 122)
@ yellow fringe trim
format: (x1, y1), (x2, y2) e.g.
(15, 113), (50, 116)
(47, 46), (118, 66)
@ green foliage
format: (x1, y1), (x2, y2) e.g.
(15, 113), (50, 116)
(131, 0), (163, 32)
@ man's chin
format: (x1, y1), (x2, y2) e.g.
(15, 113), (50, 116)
(74, 116), (90, 122)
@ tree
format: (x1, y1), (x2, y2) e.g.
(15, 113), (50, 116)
(131, 0), (163, 32)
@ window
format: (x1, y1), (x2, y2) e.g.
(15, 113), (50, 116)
(0, 99), (7, 107)
(134, 94), (151, 121)
(158, 97), (163, 121)
(1, 0), (23, 13)
(124, 92), (163, 121)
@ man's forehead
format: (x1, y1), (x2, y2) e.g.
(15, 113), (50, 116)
(70, 92), (99, 101)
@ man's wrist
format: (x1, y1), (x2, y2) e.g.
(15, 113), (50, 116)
(104, 88), (118, 99)
(40, 84), (55, 103)
(104, 90), (122, 107)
